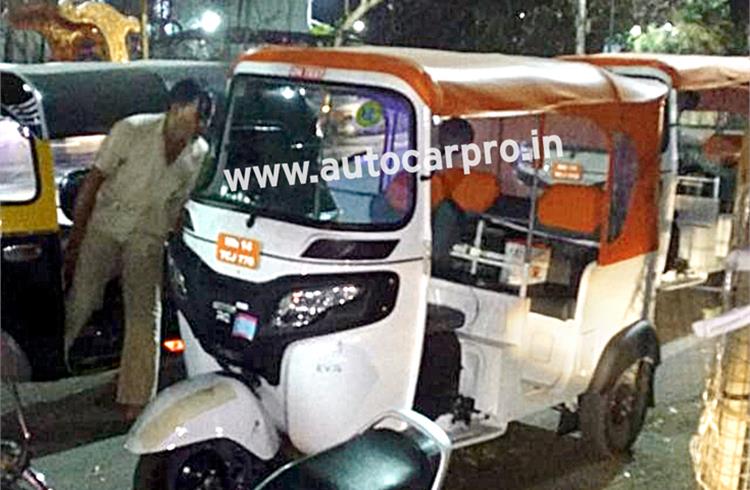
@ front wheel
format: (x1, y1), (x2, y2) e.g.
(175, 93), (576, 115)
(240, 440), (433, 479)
(579, 359), (654, 459)
(133, 439), (269, 490)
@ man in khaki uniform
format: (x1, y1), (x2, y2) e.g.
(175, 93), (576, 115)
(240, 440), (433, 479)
(64, 79), (210, 419)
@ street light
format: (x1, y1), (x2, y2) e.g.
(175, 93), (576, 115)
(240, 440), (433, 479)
(200, 10), (222, 33)
(352, 20), (366, 33)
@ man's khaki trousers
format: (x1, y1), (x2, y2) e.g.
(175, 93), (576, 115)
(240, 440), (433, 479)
(65, 227), (163, 406)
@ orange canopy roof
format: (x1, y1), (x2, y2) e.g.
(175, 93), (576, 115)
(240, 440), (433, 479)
(239, 46), (666, 118)
(561, 53), (750, 91)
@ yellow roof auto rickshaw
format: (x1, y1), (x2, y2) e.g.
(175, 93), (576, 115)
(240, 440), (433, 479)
(0, 61), (227, 379)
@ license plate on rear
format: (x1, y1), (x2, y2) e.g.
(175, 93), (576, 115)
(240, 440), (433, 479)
(232, 313), (259, 342)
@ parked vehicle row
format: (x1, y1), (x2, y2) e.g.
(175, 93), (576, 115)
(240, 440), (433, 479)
(0, 49), (746, 490)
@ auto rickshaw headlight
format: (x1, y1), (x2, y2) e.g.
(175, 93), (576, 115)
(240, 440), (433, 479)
(272, 284), (361, 329)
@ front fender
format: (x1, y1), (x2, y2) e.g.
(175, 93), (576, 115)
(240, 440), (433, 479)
(125, 372), (280, 460)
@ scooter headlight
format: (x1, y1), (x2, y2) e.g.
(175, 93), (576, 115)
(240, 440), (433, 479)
(272, 284), (361, 329)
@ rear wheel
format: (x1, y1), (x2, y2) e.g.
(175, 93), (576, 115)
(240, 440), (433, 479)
(133, 440), (269, 490)
(580, 359), (654, 459)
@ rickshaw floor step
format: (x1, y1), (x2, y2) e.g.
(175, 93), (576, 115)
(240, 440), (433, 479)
(448, 422), (506, 449)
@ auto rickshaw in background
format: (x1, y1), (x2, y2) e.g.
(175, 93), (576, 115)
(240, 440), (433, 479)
(562, 54), (750, 290)
(0, 60), (228, 379)
(126, 46), (668, 487)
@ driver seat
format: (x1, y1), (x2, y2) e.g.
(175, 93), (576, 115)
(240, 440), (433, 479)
(256, 427), (442, 490)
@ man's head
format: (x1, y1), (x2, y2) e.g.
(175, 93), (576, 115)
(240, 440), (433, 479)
(438, 118), (474, 148)
(165, 79), (213, 141)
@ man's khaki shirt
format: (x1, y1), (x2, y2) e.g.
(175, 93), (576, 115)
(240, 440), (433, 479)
(88, 113), (209, 242)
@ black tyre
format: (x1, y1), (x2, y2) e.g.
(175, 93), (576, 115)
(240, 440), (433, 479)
(579, 359), (654, 459)
(133, 439), (269, 490)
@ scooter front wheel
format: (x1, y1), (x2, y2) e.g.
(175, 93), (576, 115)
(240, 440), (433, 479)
(133, 439), (269, 490)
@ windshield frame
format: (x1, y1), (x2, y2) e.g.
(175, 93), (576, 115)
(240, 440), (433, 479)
(193, 74), (419, 233)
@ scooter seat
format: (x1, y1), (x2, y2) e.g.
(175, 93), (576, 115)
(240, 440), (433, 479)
(256, 428), (440, 490)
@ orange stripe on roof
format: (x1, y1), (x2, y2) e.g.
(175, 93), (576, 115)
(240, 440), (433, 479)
(239, 46), (666, 117)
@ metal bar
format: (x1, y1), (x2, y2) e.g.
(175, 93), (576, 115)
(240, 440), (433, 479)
(470, 219), (485, 275)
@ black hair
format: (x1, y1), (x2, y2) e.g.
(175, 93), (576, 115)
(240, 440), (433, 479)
(438, 118), (474, 147)
(169, 78), (204, 106)
(169, 78), (214, 123)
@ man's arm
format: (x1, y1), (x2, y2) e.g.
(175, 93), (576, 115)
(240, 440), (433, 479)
(63, 168), (106, 288)
(170, 140), (211, 233)
(67, 168), (106, 248)
(62, 119), (127, 288)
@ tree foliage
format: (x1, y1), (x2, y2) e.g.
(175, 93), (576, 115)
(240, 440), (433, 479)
(366, 0), (576, 55)
(627, 0), (746, 54)
(361, 0), (746, 55)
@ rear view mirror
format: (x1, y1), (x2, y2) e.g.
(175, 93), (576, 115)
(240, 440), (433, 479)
(59, 168), (89, 222)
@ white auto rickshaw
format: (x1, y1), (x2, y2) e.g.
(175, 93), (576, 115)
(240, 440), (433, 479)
(564, 54), (750, 290)
(126, 46), (668, 487)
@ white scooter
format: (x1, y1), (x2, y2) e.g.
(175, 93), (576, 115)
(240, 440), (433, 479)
(131, 407), (450, 489)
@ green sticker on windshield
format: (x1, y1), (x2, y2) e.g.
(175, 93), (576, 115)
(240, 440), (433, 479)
(356, 101), (383, 128)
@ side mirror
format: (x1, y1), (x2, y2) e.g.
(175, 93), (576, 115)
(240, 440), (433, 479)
(59, 168), (90, 223)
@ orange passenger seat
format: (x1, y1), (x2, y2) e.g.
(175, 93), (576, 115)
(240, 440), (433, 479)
(537, 184), (605, 235)
(451, 172), (501, 213)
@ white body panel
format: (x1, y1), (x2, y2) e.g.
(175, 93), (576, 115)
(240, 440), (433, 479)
(429, 253), (651, 437)
(281, 270), (427, 453)
(125, 373), (280, 459)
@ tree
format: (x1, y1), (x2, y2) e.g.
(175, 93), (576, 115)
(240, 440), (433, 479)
(365, 0), (575, 55)
(334, 0), (384, 46)
(626, 0), (748, 54)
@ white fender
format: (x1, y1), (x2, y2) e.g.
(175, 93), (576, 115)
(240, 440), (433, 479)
(125, 372), (280, 460)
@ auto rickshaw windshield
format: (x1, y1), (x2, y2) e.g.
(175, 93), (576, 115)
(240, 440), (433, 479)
(0, 114), (37, 203)
(196, 76), (417, 230)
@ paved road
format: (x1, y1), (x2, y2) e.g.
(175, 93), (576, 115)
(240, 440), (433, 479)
(2, 334), (715, 490)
